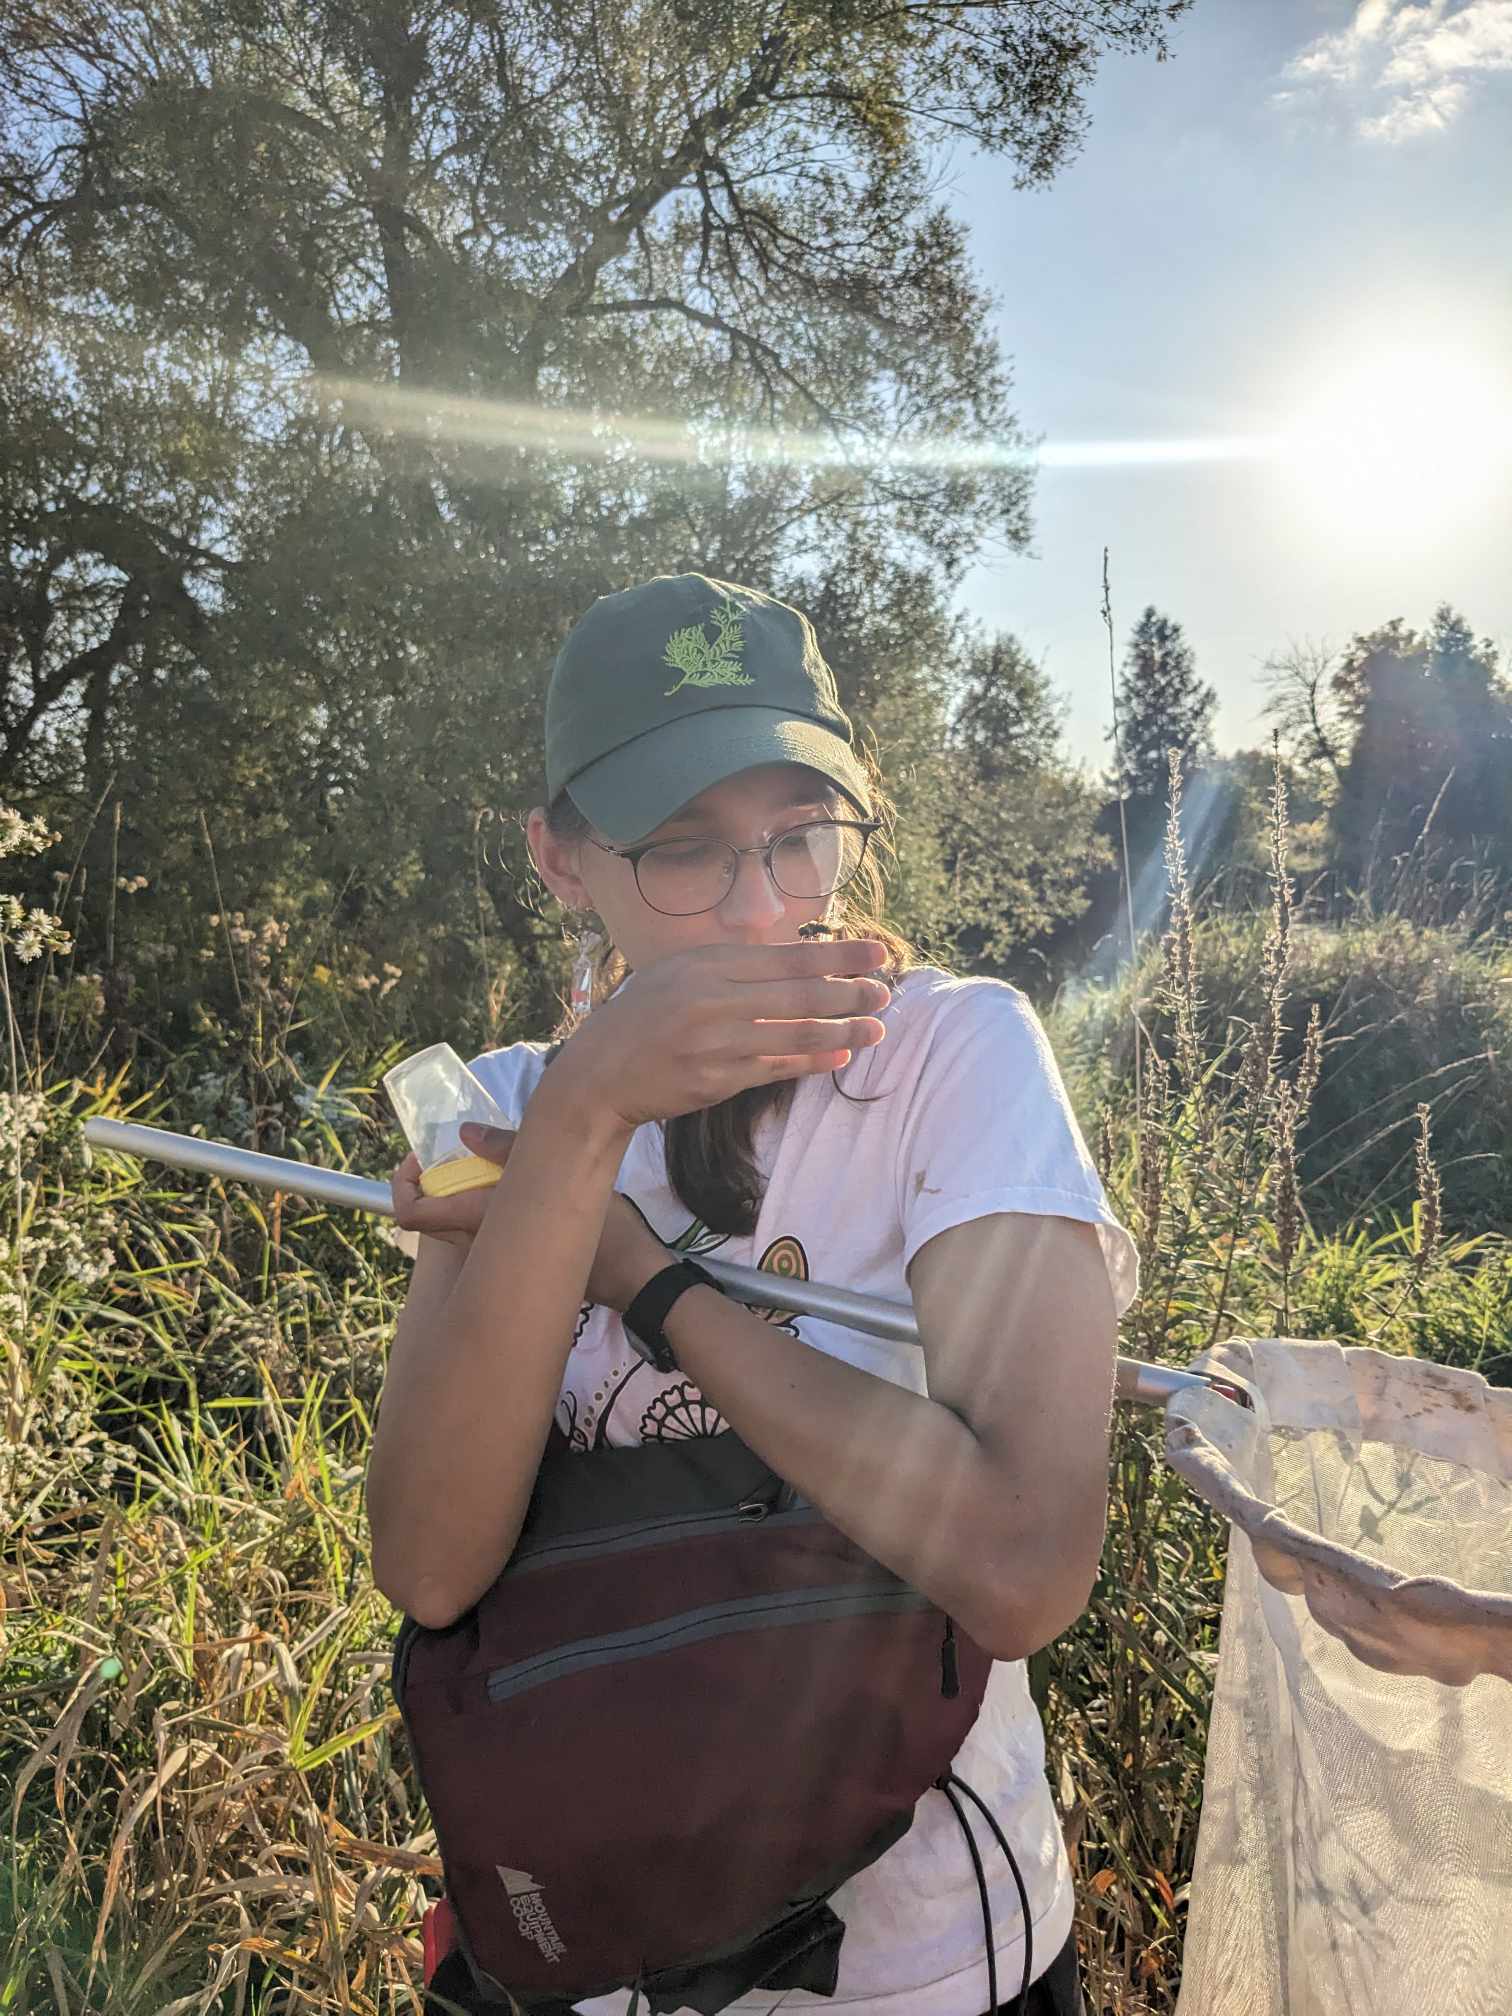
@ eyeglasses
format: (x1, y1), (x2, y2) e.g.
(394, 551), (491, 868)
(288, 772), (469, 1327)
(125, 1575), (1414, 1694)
(588, 818), (881, 918)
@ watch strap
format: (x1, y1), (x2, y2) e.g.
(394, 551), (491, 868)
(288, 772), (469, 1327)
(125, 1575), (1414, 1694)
(622, 1258), (721, 1373)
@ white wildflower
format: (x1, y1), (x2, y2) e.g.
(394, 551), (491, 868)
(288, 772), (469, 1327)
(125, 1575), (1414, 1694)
(0, 806), (59, 859)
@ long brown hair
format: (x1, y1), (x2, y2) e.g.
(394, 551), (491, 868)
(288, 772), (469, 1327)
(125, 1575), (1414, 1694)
(541, 748), (921, 1235)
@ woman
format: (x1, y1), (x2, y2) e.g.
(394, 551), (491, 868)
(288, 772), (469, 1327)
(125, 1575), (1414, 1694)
(366, 572), (1139, 2016)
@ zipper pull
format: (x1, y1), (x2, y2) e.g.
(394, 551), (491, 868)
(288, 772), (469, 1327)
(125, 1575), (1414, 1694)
(939, 1617), (960, 1699)
(736, 1498), (770, 1523)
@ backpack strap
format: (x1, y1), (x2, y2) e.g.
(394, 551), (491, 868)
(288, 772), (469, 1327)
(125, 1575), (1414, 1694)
(935, 1771), (1033, 2013)
(639, 1895), (846, 2014)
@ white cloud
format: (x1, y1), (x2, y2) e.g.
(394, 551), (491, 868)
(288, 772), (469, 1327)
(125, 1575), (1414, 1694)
(1280, 0), (1512, 140)
(1358, 75), (1470, 135)
(1290, 0), (1405, 83)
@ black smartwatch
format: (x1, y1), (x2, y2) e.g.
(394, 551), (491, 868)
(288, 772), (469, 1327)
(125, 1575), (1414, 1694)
(621, 1258), (723, 1374)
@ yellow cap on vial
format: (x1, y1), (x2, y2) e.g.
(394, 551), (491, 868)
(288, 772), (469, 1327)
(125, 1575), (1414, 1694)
(418, 1153), (505, 1198)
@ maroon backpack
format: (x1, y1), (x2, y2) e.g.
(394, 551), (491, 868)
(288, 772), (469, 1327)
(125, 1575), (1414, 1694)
(390, 1423), (999, 2014)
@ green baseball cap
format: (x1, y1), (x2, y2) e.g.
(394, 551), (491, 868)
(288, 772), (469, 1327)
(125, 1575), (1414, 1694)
(545, 572), (871, 843)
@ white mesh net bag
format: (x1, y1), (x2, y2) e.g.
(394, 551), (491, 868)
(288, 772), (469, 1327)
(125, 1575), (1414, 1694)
(1165, 1339), (1512, 2015)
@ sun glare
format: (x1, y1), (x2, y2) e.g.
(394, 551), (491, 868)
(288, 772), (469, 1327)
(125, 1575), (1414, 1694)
(1279, 342), (1512, 537)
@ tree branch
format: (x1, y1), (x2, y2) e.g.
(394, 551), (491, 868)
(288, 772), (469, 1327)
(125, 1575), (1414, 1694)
(515, 29), (795, 389)
(564, 295), (852, 432)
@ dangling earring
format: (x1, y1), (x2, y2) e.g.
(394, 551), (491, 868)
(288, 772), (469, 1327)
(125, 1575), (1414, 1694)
(569, 917), (603, 1016)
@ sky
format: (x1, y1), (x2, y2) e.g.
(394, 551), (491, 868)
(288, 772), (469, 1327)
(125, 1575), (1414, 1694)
(943, 0), (1512, 773)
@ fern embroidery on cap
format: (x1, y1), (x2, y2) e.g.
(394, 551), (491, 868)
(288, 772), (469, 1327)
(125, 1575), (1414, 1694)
(662, 594), (754, 696)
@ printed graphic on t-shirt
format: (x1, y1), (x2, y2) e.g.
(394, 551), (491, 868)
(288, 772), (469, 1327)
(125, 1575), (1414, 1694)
(666, 1215), (730, 1258)
(751, 1234), (809, 1343)
(553, 1222), (811, 1449)
(555, 1303), (605, 1452)
(638, 1380), (727, 1441)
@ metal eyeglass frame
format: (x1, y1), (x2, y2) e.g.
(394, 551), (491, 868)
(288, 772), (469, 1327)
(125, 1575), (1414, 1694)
(585, 818), (883, 916)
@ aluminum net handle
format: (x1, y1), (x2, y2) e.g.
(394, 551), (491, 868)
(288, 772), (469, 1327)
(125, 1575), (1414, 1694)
(81, 1117), (1245, 1414)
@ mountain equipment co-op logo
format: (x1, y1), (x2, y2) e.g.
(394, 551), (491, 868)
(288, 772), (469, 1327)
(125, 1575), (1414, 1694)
(496, 1866), (567, 1963)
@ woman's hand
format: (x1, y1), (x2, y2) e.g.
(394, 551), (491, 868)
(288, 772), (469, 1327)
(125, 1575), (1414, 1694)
(550, 936), (892, 1134)
(388, 1130), (516, 1250)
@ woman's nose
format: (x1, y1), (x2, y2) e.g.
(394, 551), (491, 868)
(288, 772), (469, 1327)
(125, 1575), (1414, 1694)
(719, 847), (788, 929)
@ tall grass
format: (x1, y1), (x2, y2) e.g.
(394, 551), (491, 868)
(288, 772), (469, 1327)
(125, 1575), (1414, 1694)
(2, 758), (1509, 2012)
(1039, 749), (1509, 2014)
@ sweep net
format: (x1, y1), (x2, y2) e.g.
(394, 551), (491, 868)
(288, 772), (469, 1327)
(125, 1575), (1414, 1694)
(1164, 1339), (1512, 2016)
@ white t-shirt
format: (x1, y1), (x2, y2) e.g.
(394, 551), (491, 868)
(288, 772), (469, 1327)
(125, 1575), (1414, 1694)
(467, 966), (1139, 2016)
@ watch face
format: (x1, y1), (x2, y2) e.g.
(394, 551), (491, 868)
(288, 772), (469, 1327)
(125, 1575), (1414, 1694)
(623, 1320), (675, 1374)
(623, 1260), (702, 1375)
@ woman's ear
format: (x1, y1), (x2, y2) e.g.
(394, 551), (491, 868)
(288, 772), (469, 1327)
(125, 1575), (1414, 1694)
(526, 806), (593, 912)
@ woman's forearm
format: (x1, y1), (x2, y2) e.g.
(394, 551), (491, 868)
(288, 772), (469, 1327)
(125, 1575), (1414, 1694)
(665, 1290), (985, 1611)
(366, 1073), (632, 1627)
(364, 1235), (467, 1564)
(662, 1290), (1068, 1660)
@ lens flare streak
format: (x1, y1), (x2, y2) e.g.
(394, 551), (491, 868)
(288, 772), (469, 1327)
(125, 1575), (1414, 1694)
(313, 374), (1286, 476)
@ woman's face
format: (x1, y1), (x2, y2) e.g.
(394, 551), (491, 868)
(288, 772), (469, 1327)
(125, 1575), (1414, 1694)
(528, 763), (849, 971)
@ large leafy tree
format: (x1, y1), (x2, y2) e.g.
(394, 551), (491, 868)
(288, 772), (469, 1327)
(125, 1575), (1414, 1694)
(0, 0), (1191, 1056)
(1328, 606), (1512, 891)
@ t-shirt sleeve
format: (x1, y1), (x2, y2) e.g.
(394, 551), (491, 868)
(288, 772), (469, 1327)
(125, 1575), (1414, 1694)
(891, 980), (1139, 1318)
(464, 1040), (553, 1129)
(384, 1041), (552, 1263)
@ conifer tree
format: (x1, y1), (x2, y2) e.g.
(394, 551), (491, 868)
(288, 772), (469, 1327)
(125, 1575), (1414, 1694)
(1109, 606), (1218, 806)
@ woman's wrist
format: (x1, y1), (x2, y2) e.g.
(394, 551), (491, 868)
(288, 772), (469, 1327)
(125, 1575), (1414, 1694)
(521, 1052), (636, 1160)
(422, 1227), (475, 1253)
(608, 1243), (675, 1316)
(590, 1192), (673, 1313)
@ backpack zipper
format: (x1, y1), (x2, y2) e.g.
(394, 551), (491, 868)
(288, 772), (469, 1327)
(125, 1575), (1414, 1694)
(484, 1584), (934, 1705)
(505, 1497), (821, 1577)
(940, 1616), (960, 1698)
(399, 1518), (963, 1707)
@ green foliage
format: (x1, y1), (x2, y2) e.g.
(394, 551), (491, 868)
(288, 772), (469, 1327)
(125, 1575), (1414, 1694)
(1, 0), (1187, 1070)
(1110, 606), (1218, 805)
(1057, 908), (1512, 1242)
(1034, 751), (1510, 2012)
(1328, 605), (1512, 890)
(941, 632), (1113, 976)
(1039, 605), (1230, 993)
(1194, 748), (1332, 883)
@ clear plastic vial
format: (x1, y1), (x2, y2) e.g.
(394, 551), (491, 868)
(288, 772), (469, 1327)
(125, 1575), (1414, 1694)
(382, 1042), (512, 1196)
